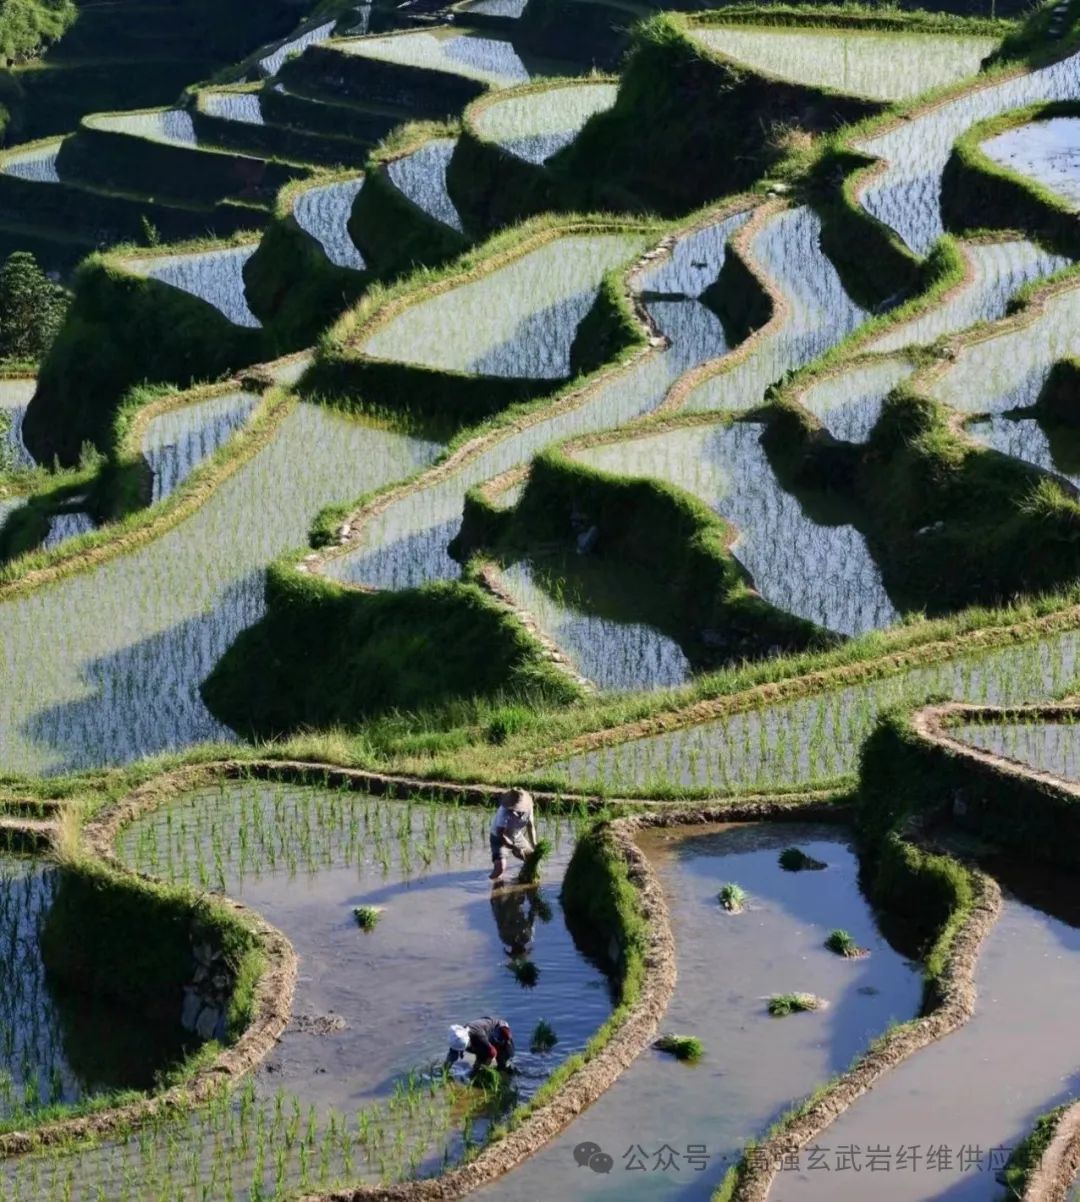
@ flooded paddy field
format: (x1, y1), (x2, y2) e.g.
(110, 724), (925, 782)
(477, 821), (922, 1202)
(0, 786), (612, 1201)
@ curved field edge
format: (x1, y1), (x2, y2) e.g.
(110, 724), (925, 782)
(942, 99), (1080, 257)
(460, 256), (1080, 787)
(0, 756), (688, 1199)
(799, 15), (1080, 306)
(845, 698), (1080, 1202)
(714, 689), (1080, 1202)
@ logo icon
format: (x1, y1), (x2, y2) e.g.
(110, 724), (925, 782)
(573, 1142), (613, 1174)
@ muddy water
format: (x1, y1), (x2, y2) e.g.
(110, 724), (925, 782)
(116, 785), (611, 1116)
(771, 882), (1080, 1202)
(34, 786), (621, 1198)
(476, 822), (921, 1202)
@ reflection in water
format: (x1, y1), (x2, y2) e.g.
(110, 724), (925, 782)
(476, 822), (921, 1202)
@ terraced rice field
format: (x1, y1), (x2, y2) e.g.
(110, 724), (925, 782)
(359, 232), (646, 377)
(386, 138), (465, 232)
(2, 5), (1080, 1202)
(336, 30), (532, 88)
(471, 80), (618, 164)
(982, 115), (1080, 208)
(88, 108), (199, 146)
(122, 246), (263, 328)
(690, 25), (1000, 101)
(293, 178), (366, 269)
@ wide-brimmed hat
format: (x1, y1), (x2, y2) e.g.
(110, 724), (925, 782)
(448, 1024), (470, 1053)
(502, 788), (533, 810)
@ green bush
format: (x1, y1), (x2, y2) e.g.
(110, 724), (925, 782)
(201, 561), (583, 738)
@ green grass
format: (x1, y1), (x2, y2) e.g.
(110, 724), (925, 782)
(999, 1105), (1069, 1198)
(352, 904), (381, 931)
(768, 992), (822, 1016)
(654, 1033), (703, 1062)
(717, 882), (747, 912)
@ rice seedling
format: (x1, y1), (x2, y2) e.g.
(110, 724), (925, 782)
(866, 239), (1067, 356)
(0, 402), (436, 777)
(293, 179), (366, 271)
(768, 992), (824, 1016)
(529, 1020), (557, 1052)
(778, 848), (827, 872)
(142, 392), (257, 504)
(1, 140), (62, 183)
(89, 109), (199, 146)
(328, 213), (747, 595)
(717, 882), (746, 912)
(353, 905), (381, 932)
(257, 20), (336, 78)
(930, 278), (1080, 416)
(653, 1033), (703, 1062)
(495, 559), (692, 693)
(361, 233), (644, 380)
(387, 140), (465, 234)
(201, 92), (264, 126)
(515, 837), (550, 884)
(825, 929), (868, 958)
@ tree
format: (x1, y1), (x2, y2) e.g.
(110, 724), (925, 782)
(0, 0), (76, 66)
(0, 251), (68, 362)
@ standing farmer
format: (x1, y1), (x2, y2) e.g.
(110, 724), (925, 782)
(489, 789), (537, 880)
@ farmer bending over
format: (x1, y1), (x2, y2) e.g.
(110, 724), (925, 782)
(489, 788), (537, 880)
(445, 1017), (515, 1076)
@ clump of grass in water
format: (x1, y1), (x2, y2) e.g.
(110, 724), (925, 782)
(717, 882), (746, 912)
(353, 905), (381, 932)
(778, 847), (827, 872)
(530, 1020), (557, 1052)
(507, 959), (539, 988)
(768, 992), (823, 1017)
(654, 1033), (703, 1062)
(516, 838), (551, 884)
(825, 928), (867, 958)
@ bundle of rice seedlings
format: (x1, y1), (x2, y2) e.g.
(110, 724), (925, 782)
(517, 837), (551, 884)
(717, 882), (747, 912)
(768, 992), (823, 1016)
(654, 1033), (703, 1062)
(353, 905), (381, 931)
